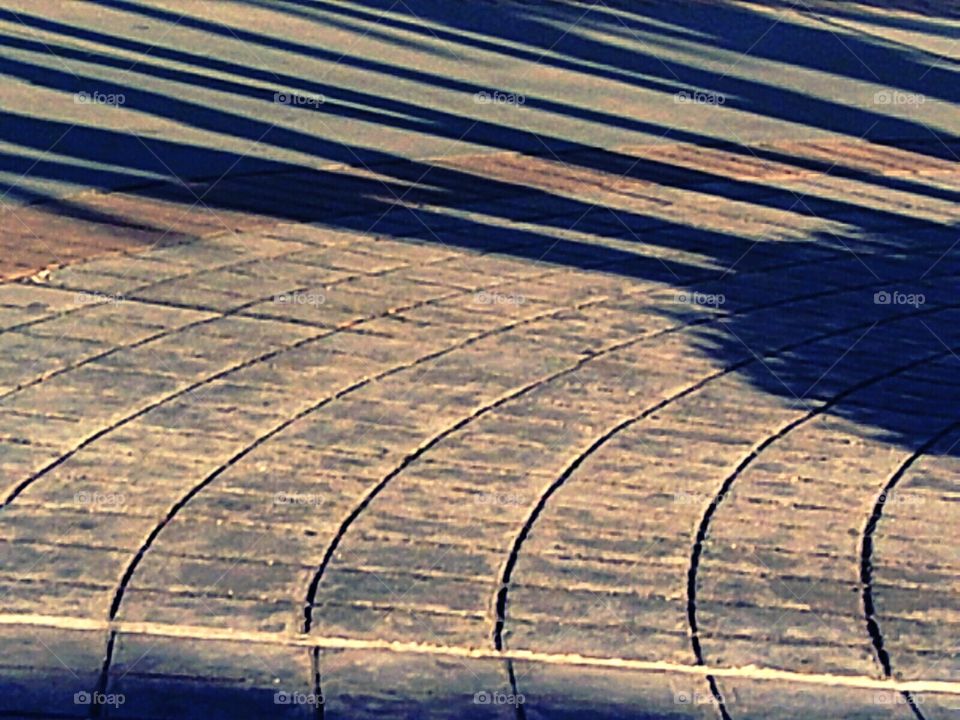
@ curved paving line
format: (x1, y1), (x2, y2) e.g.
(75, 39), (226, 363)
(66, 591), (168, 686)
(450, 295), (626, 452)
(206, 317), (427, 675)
(7, 223), (728, 504)
(302, 278), (885, 631)
(2, 330), (319, 507)
(0, 282), (344, 404)
(82, 254), (932, 716)
(0, 243), (468, 402)
(0, 247), (296, 340)
(0, 257), (573, 507)
(87, 293), (629, 718)
(685, 354), (960, 719)
(34, 252), (945, 714)
(296, 296), (959, 712)
(8, 225), (873, 503)
(13, 236), (864, 717)
(305, 276), (959, 631)
(0, 247), (324, 398)
(860, 421), (960, 720)
(3, 230), (946, 476)
(490, 308), (960, 720)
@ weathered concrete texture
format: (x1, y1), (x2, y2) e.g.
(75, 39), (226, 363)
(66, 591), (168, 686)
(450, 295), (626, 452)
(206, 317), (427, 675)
(1, 0), (960, 718)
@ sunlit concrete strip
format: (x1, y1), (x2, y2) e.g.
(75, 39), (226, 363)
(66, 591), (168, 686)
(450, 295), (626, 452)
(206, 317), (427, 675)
(0, 612), (957, 697)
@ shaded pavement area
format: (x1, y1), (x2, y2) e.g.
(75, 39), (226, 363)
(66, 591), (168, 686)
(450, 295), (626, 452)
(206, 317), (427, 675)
(0, 1), (959, 718)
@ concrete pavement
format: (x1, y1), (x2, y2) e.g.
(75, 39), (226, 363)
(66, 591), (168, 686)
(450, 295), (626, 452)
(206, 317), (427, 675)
(0, 1), (959, 718)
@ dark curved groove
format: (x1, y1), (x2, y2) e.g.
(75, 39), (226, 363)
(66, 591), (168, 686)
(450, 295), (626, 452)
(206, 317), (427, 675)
(11, 233), (666, 509)
(860, 421), (960, 720)
(73, 245), (948, 710)
(0, 267), (448, 401)
(60, 247), (876, 708)
(93, 262), (951, 704)
(493, 308), (957, 644)
(309, 287), (960, 638)
(0, 286), (314, 404)
(299, 287), (960, 709)
(93, 282), (953, 712)
(0, 244), (465, 403)
(0, 254), (501, 507)
(0, 249), (302, 392)
(0, 279), (170, 340)
(493, 406), (691, 652)
(685, 351), (960, 719)
(490, 312), (960, 720)
(299, 261), (898, 625)
(299, 304), (694, 632)
(302, 287), (843, 633)
(89, 292), (614, 712)
(2, 321), (329, 509)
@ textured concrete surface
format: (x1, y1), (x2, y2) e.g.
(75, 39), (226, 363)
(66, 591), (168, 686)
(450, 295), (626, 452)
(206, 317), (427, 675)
(1, 1), (959, 718)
